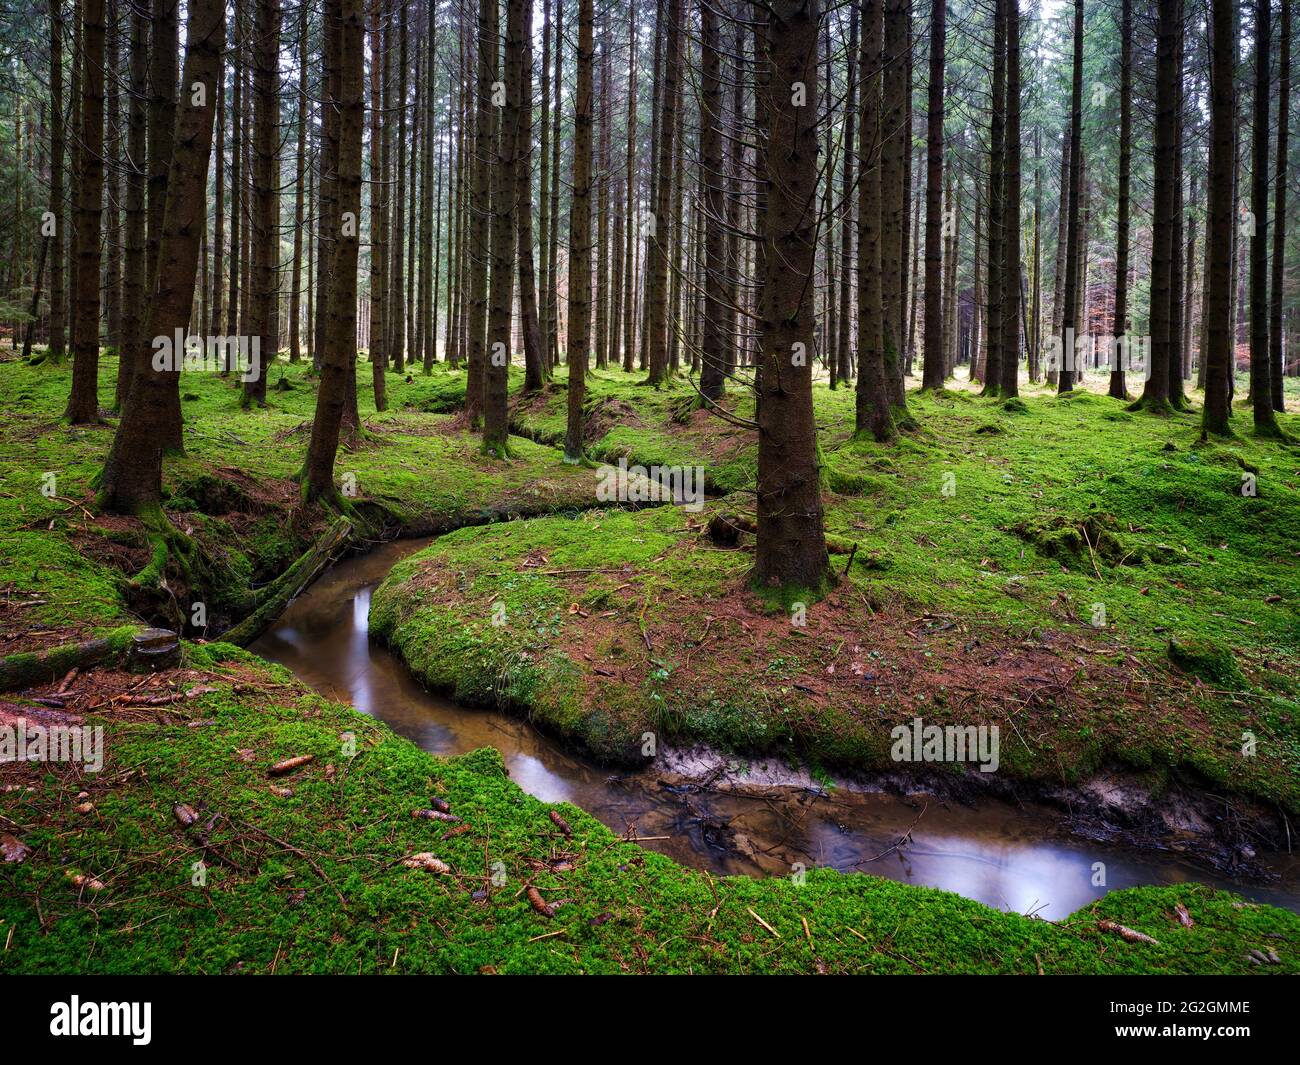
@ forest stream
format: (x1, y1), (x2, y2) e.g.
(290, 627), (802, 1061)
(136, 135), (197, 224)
(252, 537), (1300, 921)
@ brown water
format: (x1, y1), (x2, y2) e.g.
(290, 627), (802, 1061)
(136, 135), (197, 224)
(252, 536), (1300, 920)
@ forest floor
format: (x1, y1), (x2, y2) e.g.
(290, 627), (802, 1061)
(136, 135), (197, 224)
(1, 349), (1298, 973)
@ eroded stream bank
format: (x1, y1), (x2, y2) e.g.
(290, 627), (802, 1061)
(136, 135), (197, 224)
(252, 536), (1300, 920)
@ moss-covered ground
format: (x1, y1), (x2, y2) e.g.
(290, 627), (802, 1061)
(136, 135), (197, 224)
(376, 365), (1300, 814)
(1, 349), (1298, 973)
(2, 643), (1295, 974)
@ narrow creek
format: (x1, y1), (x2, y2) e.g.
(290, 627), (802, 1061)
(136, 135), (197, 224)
(252, 536), (1300, 920)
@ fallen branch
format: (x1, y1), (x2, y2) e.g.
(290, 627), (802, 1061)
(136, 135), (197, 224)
(222, 517), (353, 646)
(1097, 920), (1159, 945)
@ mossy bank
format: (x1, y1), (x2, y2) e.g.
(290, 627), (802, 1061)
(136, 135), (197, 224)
(2, 643), (1295, 974)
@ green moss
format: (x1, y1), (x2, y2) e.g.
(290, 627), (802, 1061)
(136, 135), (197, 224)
(1168, 637), (1248, 688)
(1013, 512), (1131, 565)
(2, 647), (1295, 974)
(2, 352), (1299, 973)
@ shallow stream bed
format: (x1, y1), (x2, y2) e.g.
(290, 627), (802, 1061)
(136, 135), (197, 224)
(252, 537), (1300, 920)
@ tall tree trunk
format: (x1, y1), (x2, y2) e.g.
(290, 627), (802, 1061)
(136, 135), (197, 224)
(1203, 0), (1236, 434)
(23, 237), (51, 362)
(835, 5), (858, 388)
(245, 0), (279, 409)
(1110, 0), (1132, 399)
(538, 0), (553, 369)
(983, 0), (1006, 395)
(290, 11), (308, 363)
(99, 0), (223, 513)
(1029, 126), (1041, 381)
(621, 1), (638, 373)
(920, 0), (946, 391)
(644, 0), (682, 385)
(231, 1), (245, 350)
(306, 151), (315, 364)
(857, 0), (895, 441)
(972, 172), (985, 382)
(47, 0), (66, 362)
(547, 0), (563, 368)
(1134, 0), (1176, 408)
(303, 0), (365, 501)
(389, 0), (409, 376)
(105, 0), (123, 357)
(420, 3), (439, 372)
(465, 0), (493, 421)
(1249, 0), (1281, 433)
(1270, 0), (1291, 412)
(209, 45), (225, 339)
(881, 0), (910, 415)
(1059, 0), (1085, 395)
(563, 0), (594, 462)
(368, 0), (387, 409)
(66, 0), (106, 424)
(68, 4), (82, 367)
(446, 21), (465, 367)
(999, 0), (1022, 397)
(120, 3), (147, 405)
(667, 65), (685, 373)
(941, 157), (957, 375)
(698, 0), (726, 403)
(483, 0), (519, 456)
(594, 18), (611, 371)
(518, 0), (546, 392)
(311, 0), (336, 374)
(1183, 177), (1198, 382)
(1049, 126), (1069, 375)
(1169, 9), (1187, 408)
(145, 0), (182, 445)
(752, 0), (829, 592)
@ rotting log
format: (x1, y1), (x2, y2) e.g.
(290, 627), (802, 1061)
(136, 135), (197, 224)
(0, 626), (144, 692)
(222, 517), (354, 646)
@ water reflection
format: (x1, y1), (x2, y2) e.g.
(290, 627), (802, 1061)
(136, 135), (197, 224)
(252, 537), (1300, 920)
